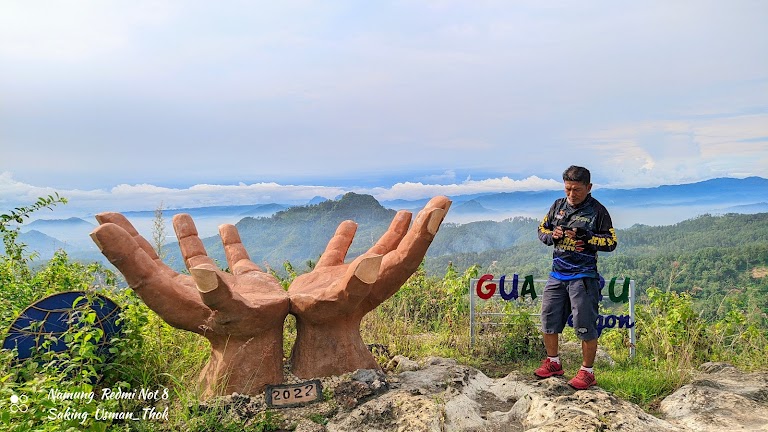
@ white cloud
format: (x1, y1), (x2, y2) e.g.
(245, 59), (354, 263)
(361, 175), (562, 201)
(695, 114), (768, 155)
(572, 112), (768, 187)
(0, 171), (561, 218)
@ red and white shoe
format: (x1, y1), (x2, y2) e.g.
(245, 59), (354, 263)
(534, 358), (564, 379)
(568, 369), (596, 390)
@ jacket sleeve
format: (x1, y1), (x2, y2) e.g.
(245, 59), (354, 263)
(537, 204), (557, 246)
(587, 205), (617, 252)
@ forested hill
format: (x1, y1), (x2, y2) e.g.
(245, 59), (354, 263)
(618, 213), (768, 255)
(165, 193), (767, 311)
(190, 192), (398, 266)
(428, 217), (541, 256)
(169, 195), (545, 271)
(432, 211), (768, 256)
(605, 214), (768, 312)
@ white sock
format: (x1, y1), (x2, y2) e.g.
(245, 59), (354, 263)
(548, 356), (560, 364)
(581, 365), (594, 373)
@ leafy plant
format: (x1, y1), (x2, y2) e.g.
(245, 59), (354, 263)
(1, 193), (67, 280)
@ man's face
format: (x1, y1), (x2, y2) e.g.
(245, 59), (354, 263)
(564, 180), (592, 206)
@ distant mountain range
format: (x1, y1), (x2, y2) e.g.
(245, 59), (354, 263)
(380, 176), (768, 225)
(14, 230), (68, 259)
(21, 217), (96, 250)
(8, 176), (767, 271)
(120, 203), (288, 219)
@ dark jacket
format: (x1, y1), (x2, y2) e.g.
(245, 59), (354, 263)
(537, 194), (617, 279)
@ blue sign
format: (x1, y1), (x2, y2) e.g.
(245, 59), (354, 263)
(3, 291), (122, 360)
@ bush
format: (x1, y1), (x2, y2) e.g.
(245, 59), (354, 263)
(0, 198), (203, 430)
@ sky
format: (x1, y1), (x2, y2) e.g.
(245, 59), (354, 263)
(1, 1), (767, 214)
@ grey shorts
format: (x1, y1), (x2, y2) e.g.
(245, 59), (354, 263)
(540, 276), (601, 340)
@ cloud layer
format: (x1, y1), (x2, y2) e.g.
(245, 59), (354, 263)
(0, 171), (562, 216)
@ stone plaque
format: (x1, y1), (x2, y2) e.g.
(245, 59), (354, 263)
(265, 380), (323, 408)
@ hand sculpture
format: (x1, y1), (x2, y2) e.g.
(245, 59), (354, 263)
(89, 195), (451, 397)
(90, 213), (289, 399)
(288, 196), (451, 378)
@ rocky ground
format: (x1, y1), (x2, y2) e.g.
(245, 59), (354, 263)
(196, 357), (768, 431)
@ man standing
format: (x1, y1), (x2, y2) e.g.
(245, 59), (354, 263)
(535, 166), (617, 389)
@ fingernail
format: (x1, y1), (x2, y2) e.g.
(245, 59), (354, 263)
(190, 265), (219, 293)
(89, 232), (103, 251)
(355, 254), (383, 284)
(427, 209), (446, 235)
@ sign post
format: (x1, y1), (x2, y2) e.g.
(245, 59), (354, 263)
(469, 275), (636, 358)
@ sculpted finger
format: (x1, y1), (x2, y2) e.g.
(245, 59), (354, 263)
(191, 264), (289, 331)
(173, 214), (217, 269)
(391, 197), (451, 267)
(327, 253), (381, 315)
(344, 253), (381, 298)
(367, 210), (411, 255)
(367, 198), (451, 307)
(91, 223), (209, 332)
(219, 224), (263, 275)
(423, 195), (452, 214)
(95, 212), (158, 259)
(190, 263), (237, 309)
(90, 223), (159, 288)
(287, 254), (381, 318)
(95, 212), (176, 277)
(315, 220), (357, 268)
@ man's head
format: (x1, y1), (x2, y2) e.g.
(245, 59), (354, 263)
(562, 165), (592, 206)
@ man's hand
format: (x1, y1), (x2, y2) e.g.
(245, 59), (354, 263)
(287, 196), (451, 378)
(553, 225), (565, 240)
(562, 227), (593, 252)
(90, 213), (289, 398)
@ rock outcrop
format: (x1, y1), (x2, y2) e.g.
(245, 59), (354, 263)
(329, 357), (680, 432)
(659, 362), (768, 431)
(197, 357), (768, 431)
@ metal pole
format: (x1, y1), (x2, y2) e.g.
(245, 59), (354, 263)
(629, 279), (636, 358)
(469, 279), (476, 347)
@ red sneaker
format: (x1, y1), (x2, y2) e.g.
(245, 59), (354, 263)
(568, 369), (596, 390)
(534, 358), (564, 378)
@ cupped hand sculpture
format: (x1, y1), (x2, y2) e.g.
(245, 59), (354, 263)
(89, 196), (451, 398)
(90, 213), (289, 399)
(287, 196), (451, 378)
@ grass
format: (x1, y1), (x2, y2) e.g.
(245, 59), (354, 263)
(2, 248), (767, 428)
(597, 360), (681, 412)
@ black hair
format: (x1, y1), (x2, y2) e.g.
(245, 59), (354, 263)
(562, 166), (591, 185)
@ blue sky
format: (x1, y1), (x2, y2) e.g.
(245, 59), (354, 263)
(1, 1), (767, 214)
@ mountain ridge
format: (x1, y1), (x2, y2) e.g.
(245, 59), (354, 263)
(10, 177), (768, 277)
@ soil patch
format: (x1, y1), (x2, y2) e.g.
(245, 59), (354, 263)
(752, 267), (768, 278)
